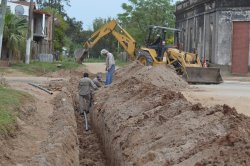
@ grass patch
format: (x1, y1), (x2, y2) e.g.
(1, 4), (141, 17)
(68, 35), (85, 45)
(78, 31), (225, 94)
(0, 67), (8, 73)
(0, 86), (32, 135)
(11, 58), (80, 75)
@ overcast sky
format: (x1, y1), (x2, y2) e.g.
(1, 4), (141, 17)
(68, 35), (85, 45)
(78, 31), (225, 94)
(65, 0), (180, 30)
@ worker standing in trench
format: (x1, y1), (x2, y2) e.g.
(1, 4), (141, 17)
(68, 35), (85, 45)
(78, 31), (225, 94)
(100, 49), (116, 85)
(78, 72), (98, 115)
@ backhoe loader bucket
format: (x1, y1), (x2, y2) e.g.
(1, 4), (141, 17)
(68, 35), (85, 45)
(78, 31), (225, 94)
(74, 48), (88, 64)
(184, 67), (223, 84)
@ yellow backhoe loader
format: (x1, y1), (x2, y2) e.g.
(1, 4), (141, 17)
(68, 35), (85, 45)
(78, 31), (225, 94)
(77, 20), (222, 84)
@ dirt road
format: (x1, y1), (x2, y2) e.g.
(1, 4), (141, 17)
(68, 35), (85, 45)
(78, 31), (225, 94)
(183, 81), (250, 117)
(84, 63), (106, 74)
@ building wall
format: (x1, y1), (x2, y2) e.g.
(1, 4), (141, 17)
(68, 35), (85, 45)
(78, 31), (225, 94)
(33, 13), (50, 37)
(176, 0), (250, 68)
(215, 9), (250, 65)
(176, 0), (216, 63)
(7, 2), (29, 16)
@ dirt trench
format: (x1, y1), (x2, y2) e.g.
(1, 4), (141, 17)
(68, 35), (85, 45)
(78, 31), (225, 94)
(0, 70), (107, 166)
(90, 62), (250, 166)
(1, 63), (250, 165)
(24, 74), (108, 165)
(63, 70), (107, 166)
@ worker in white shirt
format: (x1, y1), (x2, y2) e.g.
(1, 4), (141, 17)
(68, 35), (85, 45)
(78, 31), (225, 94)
(100, 49), (115, 85)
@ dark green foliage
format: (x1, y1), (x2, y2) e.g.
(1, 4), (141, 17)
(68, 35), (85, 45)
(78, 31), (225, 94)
(118, 0), (175, 45)
(3, 11), (27, 60)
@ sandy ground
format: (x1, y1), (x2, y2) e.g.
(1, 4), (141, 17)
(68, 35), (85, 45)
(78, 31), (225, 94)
(1, 68), (107, 165)
(84, 63), (106, 74)
(84, 63), (119, 74)
(84, 62), (250, 117)
(0, 68), (81, 165)
(1, 63), (250, 165)
(92, 62), (250, 165)
(183, 81), (250, 117)
(84, 63), (250, 117)
(0, 78), (56, 165)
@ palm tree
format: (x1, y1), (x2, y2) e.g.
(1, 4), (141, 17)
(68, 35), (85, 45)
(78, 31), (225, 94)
(3, 12), (27, 61)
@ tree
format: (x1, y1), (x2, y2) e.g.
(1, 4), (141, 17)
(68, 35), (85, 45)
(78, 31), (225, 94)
(64, 16), (84, 55)
(118, 0), (175, 45)
(39, 1), (86, 57)
(42, 7), (69, 55)
(3, 12), (27, 61)
(0, 0), (7, 59)
(37, 0), (70, 14)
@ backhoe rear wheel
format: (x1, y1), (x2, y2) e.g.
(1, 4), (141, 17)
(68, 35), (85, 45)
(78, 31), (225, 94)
(136, 50), (153, 66)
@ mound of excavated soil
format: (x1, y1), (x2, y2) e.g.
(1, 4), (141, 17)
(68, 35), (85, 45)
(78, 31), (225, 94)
(91, 62), (250, 165)
(114, 61), (187, 90)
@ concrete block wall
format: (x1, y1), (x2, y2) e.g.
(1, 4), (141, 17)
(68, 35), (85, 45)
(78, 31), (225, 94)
(215, 9), (250, 65)
(176, 0), (250, 68)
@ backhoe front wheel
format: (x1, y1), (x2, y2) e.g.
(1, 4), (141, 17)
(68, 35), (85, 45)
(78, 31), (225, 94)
(136, 50), (153, 66)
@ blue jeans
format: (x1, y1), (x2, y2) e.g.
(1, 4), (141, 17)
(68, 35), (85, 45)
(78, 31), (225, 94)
(105, 64), (115, 85)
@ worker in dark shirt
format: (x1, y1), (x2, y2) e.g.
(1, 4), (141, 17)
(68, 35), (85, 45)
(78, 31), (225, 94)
(78, 72), (98, 114)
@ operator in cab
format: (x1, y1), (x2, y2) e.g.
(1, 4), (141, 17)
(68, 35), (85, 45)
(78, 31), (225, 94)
(151, 34), (164, 61)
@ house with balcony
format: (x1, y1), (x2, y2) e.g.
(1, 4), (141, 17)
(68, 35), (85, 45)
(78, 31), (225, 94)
(1, 1), (53, 61)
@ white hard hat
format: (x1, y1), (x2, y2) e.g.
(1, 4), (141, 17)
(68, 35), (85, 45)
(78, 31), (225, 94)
(100, 49), (108, 55)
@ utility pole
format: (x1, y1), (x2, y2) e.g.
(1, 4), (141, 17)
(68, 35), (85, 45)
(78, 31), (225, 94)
(0, 0), (7, 59)
(51, 10), (55, 54)
(25, 0), (34, 64)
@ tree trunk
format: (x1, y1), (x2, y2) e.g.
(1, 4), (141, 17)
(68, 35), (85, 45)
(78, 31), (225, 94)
(0, 0), (7, 59)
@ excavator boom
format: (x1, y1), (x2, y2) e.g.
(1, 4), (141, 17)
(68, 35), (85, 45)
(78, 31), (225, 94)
(76, 20), (137, 63)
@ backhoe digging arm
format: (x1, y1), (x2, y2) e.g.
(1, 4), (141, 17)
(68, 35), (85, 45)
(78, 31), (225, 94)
(83, 20), (117, 49)
(82, 20), (137, 60)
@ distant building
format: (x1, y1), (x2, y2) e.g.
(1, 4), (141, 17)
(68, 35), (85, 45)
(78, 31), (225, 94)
(8, 1), (29, 16)
(175, 0), (250, 74)
(1, 1), (53, 60)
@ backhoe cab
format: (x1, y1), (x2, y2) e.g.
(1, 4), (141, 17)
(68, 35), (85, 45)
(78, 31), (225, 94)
(137, 25), (181, 65)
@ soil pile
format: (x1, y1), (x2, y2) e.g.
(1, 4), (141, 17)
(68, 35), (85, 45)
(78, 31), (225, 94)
(114, 61), (187, 90)
(91, 62), (250, 165)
